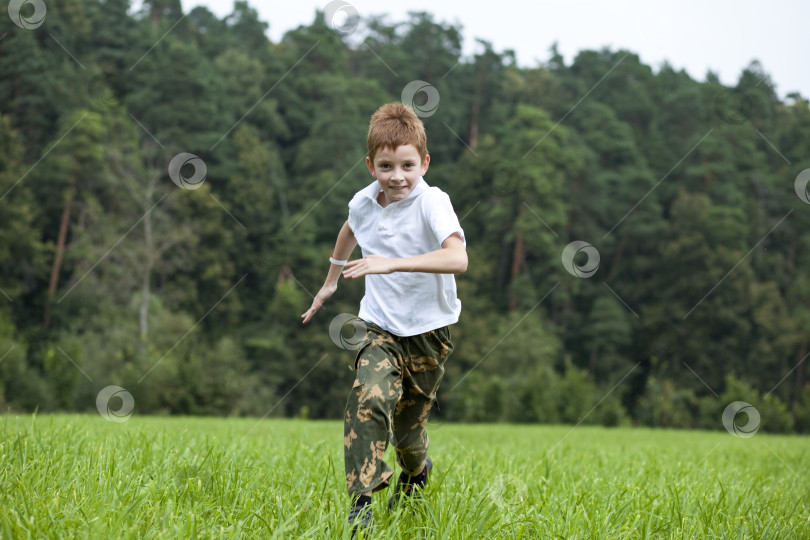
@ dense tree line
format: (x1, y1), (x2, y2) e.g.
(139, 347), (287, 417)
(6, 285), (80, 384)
(1, 0), (809, 432)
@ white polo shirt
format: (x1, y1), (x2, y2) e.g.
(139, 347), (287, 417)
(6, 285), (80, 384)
(347, 177), (465, 337)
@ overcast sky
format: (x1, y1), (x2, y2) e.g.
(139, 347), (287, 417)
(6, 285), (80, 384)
(175, 0), (808, 99)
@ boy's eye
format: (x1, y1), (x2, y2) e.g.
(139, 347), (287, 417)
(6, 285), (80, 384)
(404, 162), (414, 168)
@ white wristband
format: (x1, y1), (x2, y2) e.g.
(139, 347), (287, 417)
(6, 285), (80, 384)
(329, 257), (348, 266)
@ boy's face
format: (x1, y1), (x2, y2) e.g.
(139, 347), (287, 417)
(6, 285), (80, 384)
(366, 144), (429, 207)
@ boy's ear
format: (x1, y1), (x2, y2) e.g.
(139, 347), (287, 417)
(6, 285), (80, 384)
(366, 156), (376, 177)
(421, 154), (430, 175)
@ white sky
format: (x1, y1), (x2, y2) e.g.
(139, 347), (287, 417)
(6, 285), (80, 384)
(178, 0), (808, 99)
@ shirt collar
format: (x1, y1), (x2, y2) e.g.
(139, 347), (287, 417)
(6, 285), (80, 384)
(360, 177), (428, 204)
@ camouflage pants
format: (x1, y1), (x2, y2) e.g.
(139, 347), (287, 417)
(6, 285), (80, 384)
(344, 321), (453, 496)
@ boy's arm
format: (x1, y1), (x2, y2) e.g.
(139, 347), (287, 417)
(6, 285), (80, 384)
(341, 233), (467, 279)
(301, 220), (358, 324)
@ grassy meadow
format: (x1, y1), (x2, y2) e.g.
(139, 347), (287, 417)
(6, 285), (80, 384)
(0, 414), (807, 538)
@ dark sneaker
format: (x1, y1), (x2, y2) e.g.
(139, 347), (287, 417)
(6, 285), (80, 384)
(348, 495), (372, 533)
(388, 457), (433, 510)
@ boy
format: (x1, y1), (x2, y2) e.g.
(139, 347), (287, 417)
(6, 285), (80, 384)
(301, 102), (467, 529)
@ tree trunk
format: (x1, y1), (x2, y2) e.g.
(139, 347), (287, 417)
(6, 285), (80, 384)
(468, 56), (487, 150)
(608, 232), (627, 282)
(495, 208), (512, 292)
(44, 183), (76, 326)
(139, 180), (156, 361)
(277, 263), (292, 287)
(794, 341), (807, 408)
(588, 344), (599, 377)
(468, 102), (480, 150)
(508, 229), (524, 312)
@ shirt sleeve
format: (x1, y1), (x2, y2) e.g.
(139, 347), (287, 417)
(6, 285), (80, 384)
(347, 194), (361, 235)
(423, 188), (466, 248)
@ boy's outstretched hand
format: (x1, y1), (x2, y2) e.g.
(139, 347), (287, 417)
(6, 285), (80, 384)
(341, 255), (394, 279)
(301, 283), (337, 324)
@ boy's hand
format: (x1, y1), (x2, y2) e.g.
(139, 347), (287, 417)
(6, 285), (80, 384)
(301, 283), (338, 324)
(342, 255), (394, 279)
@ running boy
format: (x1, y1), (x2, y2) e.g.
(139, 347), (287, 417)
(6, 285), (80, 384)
(301, 102), (467, 529)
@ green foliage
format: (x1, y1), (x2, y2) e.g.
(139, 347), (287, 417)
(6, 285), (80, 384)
(0, 2), (807, 431)
(720, 374), (794, 434)
(637, 377), (708, 429)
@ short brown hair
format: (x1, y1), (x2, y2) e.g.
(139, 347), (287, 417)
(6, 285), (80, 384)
(367, 103), (428, 163)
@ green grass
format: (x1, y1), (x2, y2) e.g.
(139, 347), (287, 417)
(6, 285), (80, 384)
(0, 414), (807, 539)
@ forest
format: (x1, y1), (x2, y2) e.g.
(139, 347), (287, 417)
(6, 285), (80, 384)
(1, 0), (809, 432)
